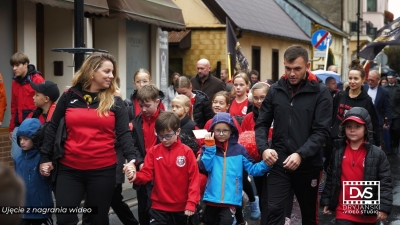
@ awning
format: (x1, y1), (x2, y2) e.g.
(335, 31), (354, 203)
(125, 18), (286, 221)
(168, 30), (191, 49)
(108, 0), (185, 30)
(24, 0), (109, 16)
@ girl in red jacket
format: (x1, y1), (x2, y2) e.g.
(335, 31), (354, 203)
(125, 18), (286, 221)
(242, 82), (270, 132)
(126, 112), (200, 225)
(229, 73), (251, 122)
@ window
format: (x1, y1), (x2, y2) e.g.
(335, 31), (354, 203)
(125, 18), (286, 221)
(272, 49), (279, 82)
(252, 46), (261, 75)
(367, 0), (377, 12)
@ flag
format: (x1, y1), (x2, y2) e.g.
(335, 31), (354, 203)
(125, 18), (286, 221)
(358, 16), (400, 60)
(226, 17), (250, 79)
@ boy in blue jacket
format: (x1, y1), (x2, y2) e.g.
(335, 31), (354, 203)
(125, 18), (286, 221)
(15, 118), (53, 225)
(199, 112), (276, 225)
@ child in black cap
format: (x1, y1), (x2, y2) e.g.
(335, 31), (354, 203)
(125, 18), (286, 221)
(28, 80), (60, 123)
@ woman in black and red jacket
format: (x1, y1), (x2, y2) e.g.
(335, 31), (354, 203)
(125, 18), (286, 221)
(39, 53), (136, 225)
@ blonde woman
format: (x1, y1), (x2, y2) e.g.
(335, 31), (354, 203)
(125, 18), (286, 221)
(39, 53), (136, 225)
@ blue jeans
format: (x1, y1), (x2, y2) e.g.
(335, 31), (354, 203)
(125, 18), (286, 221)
(10, 127), (22, 161)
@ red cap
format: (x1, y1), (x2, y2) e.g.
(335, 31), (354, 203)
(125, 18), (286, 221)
(342, 116), (365, 125)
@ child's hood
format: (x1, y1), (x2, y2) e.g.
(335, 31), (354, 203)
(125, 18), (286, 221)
(341, 107), (374, 142)
(208, 112), (239, 142)
(16, 118), (41, 140)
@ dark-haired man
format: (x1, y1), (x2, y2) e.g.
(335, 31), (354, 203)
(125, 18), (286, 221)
(255, 45), (332, 225)
(325, 76), (339, 98)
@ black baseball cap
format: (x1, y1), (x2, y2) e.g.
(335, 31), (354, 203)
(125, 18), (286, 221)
(30, 81), (60, 102)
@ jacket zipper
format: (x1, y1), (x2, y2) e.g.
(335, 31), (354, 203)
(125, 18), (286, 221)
(221, 143), (228, 203)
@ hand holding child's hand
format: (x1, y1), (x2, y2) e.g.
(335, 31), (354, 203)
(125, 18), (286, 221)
(123, 161), (136, 182)
(323, 206), (331, 215)
(204, 132), (214, 140)
(184, 210), (194, 216)
(40, 162), (54, 177)
(377, 211), (387, 221)
(262, 149), (278, 166)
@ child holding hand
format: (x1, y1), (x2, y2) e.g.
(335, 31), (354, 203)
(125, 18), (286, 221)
(199, 113), (275, 225)
(126, 111), (200, 225)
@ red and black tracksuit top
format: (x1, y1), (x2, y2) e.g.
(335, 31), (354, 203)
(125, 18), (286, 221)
(10, 65), (44, 132)
(40, 85), (136, 169)
(134, 140), (200, 212)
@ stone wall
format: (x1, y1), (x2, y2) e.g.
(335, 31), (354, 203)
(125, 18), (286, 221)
(169, 29), (227, 77)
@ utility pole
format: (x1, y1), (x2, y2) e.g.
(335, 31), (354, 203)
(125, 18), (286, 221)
(74, 0), (84, 72)
(357, 0), (361, 59)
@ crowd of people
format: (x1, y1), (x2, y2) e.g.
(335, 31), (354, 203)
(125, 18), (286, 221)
(1, 45), (396, 225)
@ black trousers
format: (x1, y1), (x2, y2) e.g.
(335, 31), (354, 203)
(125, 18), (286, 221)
(259, 173), (294, 225)
(390, 118), (400, 151)
(149, 209), (188, 225)
(265, 166), (321, 225)
(110, 183), (139, 225)
(55, 163), (116, 225)
(201, 205), (235, 225)
(335, 219), (375, 225)
(136, 182), (153, 225)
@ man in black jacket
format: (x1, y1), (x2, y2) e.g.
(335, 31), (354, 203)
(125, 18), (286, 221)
(190, 58), (225, 100)
(255, 46), (332, 225)
(385, 71), (400, 153)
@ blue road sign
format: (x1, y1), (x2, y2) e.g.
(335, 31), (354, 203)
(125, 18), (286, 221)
(311, 29), (332, 51)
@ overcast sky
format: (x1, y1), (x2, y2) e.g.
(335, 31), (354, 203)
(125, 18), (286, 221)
(388, 0), (400, 20)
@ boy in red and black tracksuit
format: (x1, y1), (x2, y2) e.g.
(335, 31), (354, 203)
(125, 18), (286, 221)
(131, 84), (164, 225)
(127, 111), (200, 225)
(9, 52), (45, 160)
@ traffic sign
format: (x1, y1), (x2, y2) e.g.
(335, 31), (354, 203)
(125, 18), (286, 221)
(311, 29), (332, 50)
(375, 53), (388, 65)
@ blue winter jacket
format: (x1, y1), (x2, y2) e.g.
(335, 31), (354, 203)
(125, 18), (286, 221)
(15, 118), (53, 219)
(199, 113), (270, 206)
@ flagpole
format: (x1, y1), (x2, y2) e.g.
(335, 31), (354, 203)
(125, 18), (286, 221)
(363, 60), (370, 69)
(228, 54), (232, 80)
(323, 36), (330, 71)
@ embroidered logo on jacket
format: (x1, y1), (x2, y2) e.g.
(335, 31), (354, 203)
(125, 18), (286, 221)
(176, 156), (186, 167)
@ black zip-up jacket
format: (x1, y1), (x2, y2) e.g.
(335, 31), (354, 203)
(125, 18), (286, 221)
(331, 87), (380, 146)
(192, 90), (214, 129)
(322, 106), (392, 215)
(385, 83), (400, 119)
(131, 111), (162, 169)
(180, 114), (197, 138)
(40, 85), (136, 164)
(255, 73), (332, 172)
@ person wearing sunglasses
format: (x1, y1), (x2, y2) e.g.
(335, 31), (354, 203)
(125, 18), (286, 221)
(126, 111), (200, 225)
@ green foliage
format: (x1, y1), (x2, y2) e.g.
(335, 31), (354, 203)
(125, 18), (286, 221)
(384, 46), (400, 73)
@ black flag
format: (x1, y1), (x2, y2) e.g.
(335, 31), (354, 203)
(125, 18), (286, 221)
(358, 17), (400, 60)
(226, 17), (249, 79)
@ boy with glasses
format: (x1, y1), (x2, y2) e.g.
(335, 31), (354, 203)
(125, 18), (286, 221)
(126, 111), (200, 225)
(199, 112), (274, 225)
